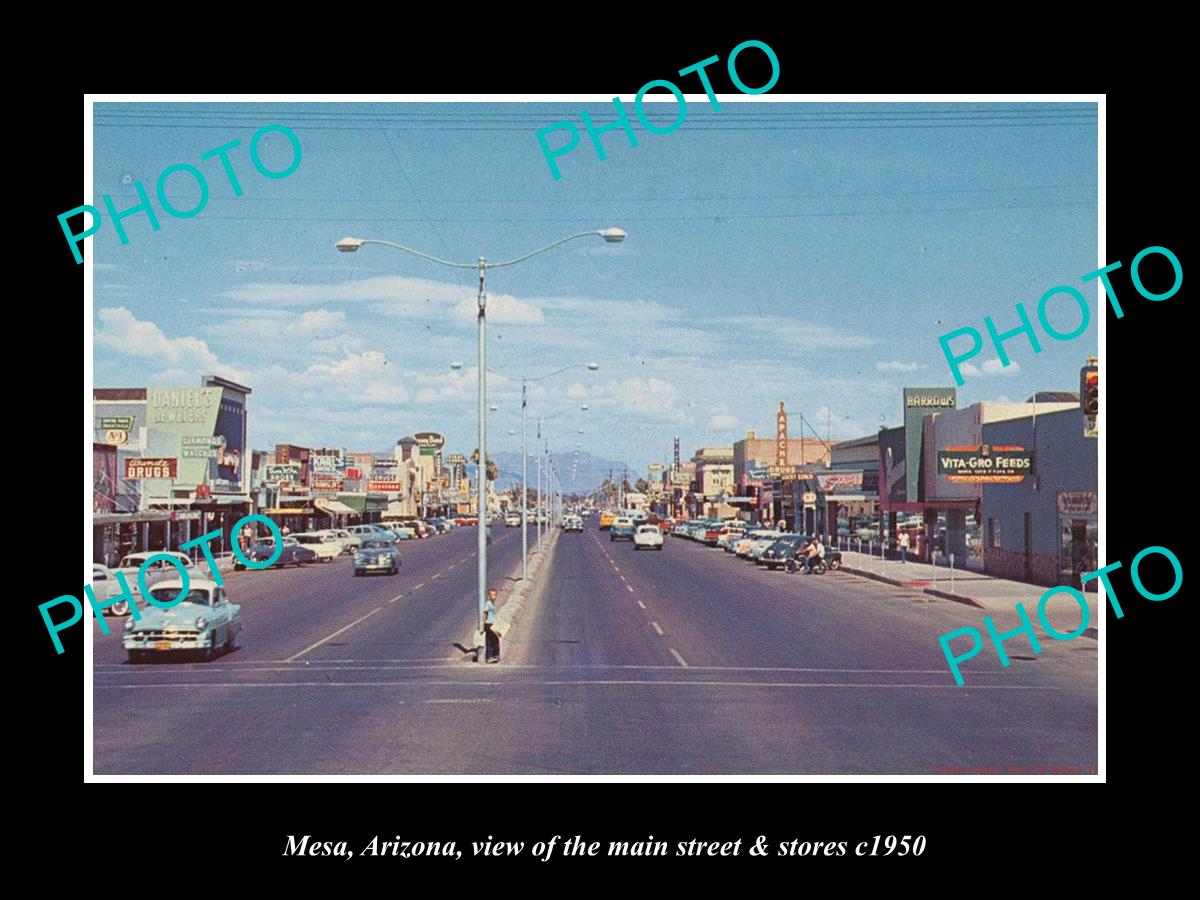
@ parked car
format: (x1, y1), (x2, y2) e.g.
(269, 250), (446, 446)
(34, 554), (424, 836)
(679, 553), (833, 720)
(234, 537), (317, 569)
(563, 515), (584, 532)
(293, 532), (342, 562)
(759, 535), (810, 570)
(115, 550), (197, 591)
(732, 530), (780, 558)
(91, 563), (134, 616)
(505, 511), (522, 527)
(633, 524), (664, 550)
(354, 537), (400, 576)
(321, 529), (360, 553)
(716, 527), (747, 549)
(123, 578), (242, 663)
(610, 516), (636, 541)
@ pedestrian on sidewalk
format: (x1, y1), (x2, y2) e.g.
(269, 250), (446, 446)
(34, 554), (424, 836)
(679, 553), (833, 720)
(899, 530), (910, 563)
(483, 588), (501, 663)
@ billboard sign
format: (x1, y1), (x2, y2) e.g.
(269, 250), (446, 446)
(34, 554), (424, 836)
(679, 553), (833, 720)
(937, 444), (1031, 483)
(368, 480), (405, 492)
(311, 454), (340, 473)
(125, 457), (178, 480)
(903, 387), (956, 501)
(266, 463), (301, 484)
(1057, 491), (1097, 515)
(414, 432), (445, 450)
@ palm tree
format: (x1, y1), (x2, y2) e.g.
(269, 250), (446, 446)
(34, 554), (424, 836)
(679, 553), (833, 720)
(470, 449), (499, 482)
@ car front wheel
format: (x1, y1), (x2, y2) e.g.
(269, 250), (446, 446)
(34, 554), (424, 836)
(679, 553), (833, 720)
(110, 599), (130, 616)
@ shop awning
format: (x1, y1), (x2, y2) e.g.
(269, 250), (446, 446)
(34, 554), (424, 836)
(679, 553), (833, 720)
(261, 507), (315, 515)
(316, 499), (357, 516)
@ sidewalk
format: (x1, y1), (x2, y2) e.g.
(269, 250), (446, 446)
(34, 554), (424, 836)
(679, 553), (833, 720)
(835, 548), (1098, 637)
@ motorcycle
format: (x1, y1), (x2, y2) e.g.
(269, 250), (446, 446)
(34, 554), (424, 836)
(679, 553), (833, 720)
(786, 553), (827, 575)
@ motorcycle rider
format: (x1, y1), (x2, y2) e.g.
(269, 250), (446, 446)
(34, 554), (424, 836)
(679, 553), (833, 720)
(801, 536), (825, 574)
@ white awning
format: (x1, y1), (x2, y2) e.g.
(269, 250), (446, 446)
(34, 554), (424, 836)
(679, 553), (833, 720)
(315, 499), (357, 515)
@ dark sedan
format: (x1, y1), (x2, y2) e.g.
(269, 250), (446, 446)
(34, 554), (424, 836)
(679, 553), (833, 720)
(758, 535), (811, 570)
(233, 537), (317, 570)
(354, 537), (400, 576)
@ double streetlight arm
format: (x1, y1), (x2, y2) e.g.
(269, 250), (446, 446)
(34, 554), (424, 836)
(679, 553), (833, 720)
(337, 228), (624, 660)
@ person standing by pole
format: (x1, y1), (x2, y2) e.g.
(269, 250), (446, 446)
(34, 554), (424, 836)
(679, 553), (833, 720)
(899, 529), (910, 564)
(482, 588), (500, 663)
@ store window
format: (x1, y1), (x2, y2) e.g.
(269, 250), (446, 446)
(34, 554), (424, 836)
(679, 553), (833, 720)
(1060, 518), (1098, 574)
(988, 518), (1001, 548)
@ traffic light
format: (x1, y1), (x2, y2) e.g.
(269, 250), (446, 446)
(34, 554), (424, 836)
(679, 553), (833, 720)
(1081, 366), (1098, 415)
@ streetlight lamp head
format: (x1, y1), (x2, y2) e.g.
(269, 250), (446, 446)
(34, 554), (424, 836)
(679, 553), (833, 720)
(336, 237), (364, 253)
(599, 228), (626, 244)
(490, 404), (498, 411)
(577, 427), (585, 433)
(586, 361), (600, 370)
(580, 404), (588, 410)
(450, 361), (464, 370)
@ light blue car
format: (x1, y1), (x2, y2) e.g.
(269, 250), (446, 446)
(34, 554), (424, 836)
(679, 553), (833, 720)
(123, 578), (242, 663)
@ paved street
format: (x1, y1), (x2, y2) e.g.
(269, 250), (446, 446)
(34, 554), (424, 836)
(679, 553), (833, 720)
(93, 523), (1097, 775)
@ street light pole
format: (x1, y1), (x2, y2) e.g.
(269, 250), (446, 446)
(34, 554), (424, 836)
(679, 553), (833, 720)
(521, 379), (528, 580)
(335, 228), (625, 664)
(476, 257), (488, 649)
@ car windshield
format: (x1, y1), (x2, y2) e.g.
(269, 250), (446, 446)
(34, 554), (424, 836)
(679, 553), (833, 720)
(295, 536), (320, 544)
(361, 540), (392, 550)
(149, 587), (211, 605)
(638, 526), (659, 534)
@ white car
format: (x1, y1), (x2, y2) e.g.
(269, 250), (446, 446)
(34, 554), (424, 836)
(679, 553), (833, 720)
(91, 564), (134, 616)
(562, 515), (583, 532)
(321, 528), (359, 553)
(633, 524), (663, 550)
(115, 550), (196, 593)
(293, 532), (342, 562)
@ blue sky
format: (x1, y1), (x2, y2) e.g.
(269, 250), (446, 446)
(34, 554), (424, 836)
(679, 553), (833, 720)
(91, 101), (1097, 474)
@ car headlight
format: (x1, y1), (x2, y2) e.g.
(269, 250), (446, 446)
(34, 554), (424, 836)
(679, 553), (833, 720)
(380, 555), (391, 562)
(123, 618), (136, 632)
(195, 617), (208, 630)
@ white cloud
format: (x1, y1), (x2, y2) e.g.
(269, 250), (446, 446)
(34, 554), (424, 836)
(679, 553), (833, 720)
(875, 360), (923, 372)
(451, 293), (543, 325)
(959, 358), (1020, 378)
(709, 414), (741, 429)
(295, 309), (347, 336)
(97, 307), (220, 371)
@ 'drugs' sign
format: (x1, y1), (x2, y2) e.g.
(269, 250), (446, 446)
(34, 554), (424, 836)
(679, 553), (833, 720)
(938, 444), (1031, 483)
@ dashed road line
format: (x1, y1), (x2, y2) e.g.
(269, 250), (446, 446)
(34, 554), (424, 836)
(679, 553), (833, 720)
(98, 680), (1059, 691)
(636, 600), (646, 609)
(670, 649), (689, 667)
(650, 621), (664, 636)
(431, 573), (441, 580)
(626, 585), (634, 594)
(412, 581), (426, 591)
(284, 606), (384, 662)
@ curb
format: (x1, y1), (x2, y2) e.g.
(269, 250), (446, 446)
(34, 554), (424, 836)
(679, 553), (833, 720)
(840, 564), (985, 609)
(460, 526), (560, 661)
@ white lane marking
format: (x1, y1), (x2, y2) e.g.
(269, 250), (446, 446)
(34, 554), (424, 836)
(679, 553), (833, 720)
(627, 586), (635, 594)
(98, 680), (1059, 690)
(670, 649), (689, 668)
(448, 562), (457, 570)
(388, 593), (405, 604)
(284, 606), (384, 662)
(636, 600), (646, 609)
(650, 621), (664, 636)
(431, 573), (441, 580)
(411, 582), (426, 590)
(613, 565), (620, 572)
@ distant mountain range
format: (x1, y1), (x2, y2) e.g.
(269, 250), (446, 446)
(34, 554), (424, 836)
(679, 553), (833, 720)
(485, 450), (635, 493)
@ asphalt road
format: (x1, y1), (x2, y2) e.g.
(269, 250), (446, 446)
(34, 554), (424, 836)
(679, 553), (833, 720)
(93, 523), (1097, 775)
